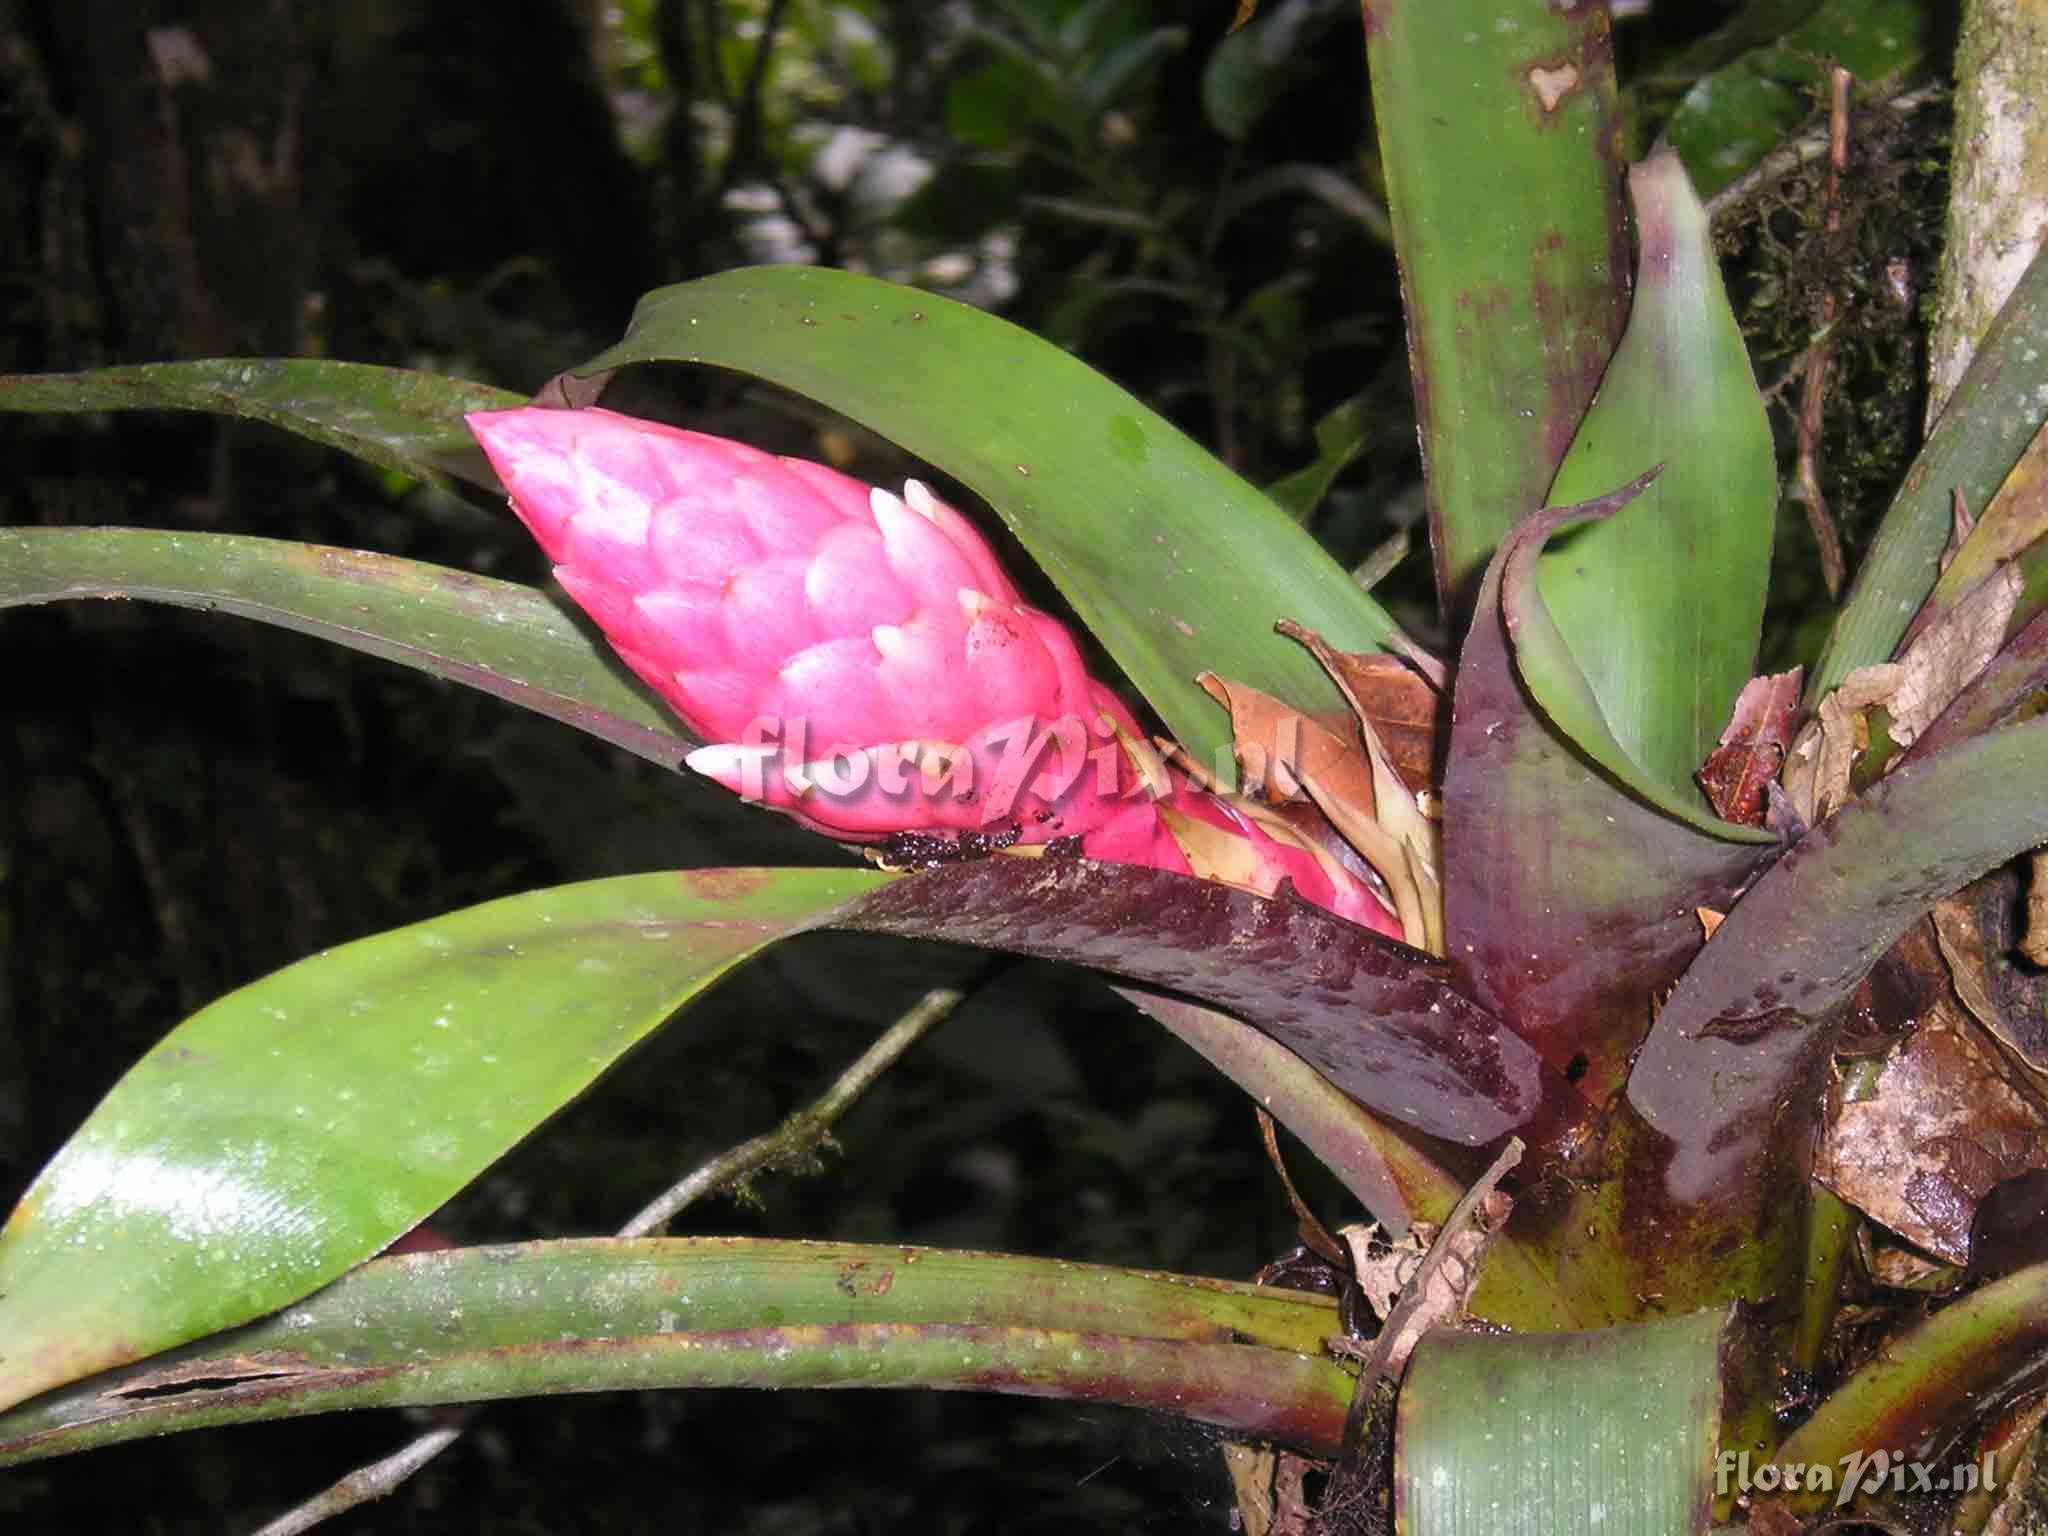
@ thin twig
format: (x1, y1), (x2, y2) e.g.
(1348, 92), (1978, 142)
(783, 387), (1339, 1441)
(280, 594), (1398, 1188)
(247, 985), (967, 1534)
(1794, 67), (1854, 600)
(1314, 1138), (1522, 1531)
(249, 1425), (466, 1536)
(622, 984), (964, 1235)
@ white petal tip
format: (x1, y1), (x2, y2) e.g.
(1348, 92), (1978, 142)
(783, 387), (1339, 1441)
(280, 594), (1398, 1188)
(957, 587), (993, 618)
(871, 623), (914, 661)
(869, 485), (909, 523)
(684, 744), (748, 779)
(903, 479), (941, 520)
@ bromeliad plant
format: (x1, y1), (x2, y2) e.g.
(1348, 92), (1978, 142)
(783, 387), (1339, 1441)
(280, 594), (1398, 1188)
(6, 4), (2048, 1532)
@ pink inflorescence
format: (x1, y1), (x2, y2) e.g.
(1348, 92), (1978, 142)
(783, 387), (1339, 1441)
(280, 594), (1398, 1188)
(467, 405), (1399, 938)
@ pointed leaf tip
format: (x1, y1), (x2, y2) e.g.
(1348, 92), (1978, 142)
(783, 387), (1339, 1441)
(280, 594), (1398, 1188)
(1537, 151), (1777, 813)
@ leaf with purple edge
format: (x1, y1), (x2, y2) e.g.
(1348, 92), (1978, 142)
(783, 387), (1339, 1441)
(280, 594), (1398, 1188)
(840, 857), (1548, 1147)
(1503, 478), (1777, 845)
(1629, 711), (2048, 1207)
(1443, 490), (1775, 1109)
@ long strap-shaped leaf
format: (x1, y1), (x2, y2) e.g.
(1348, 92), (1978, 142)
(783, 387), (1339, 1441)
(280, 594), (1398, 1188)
(0, 1241), (1356, 1466)
(0, 527), (692, 770)
(0, 852), (1540, 1418)
(0, 360), (517, 495)
(0, 869), (889, 1414)
(564, 265), (1410, 786)
(840, 856), (1547, 1148)
(1364, 0), (1629, 608)
(1607, 713), (2048, 1313)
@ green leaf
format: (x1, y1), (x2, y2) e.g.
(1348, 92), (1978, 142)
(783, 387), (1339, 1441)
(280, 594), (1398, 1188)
(0, 868), (890, 1414)
(1665, 0), (1937, 199)
(0, 528), (692, 770)
(1266, 391), (1370, 524)
(1633, 711), (2048, 1194)
(1397, 1308), (1731, 1534)
(568, 265), (1409, 787)
(1506, 495), (1776, 843)
(0, 1239), (1355, 1466)
(1538, 152), (1778, 809)
(944, 54), (1058, 151)
(1814, 242), (2048, 702)
(1769, 1260), (2048, 1516)
(1201, 0), (1342, 143)
(1071, 24), (1186, 124)
(0, 361), (519, 495)
(1365, 0), (1630, 608)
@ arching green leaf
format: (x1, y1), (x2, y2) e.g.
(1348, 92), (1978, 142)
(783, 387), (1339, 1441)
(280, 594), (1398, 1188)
(0, 869), (889, 1414)
(0, 360), (516, 494)
(0, 1240), (1354, 1466)
(0, 527), (691, 770)
(567, 265), (1412, 788)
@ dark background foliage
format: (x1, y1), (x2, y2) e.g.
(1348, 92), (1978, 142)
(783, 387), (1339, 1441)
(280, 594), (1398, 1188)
(0, 1), (1954, 1528)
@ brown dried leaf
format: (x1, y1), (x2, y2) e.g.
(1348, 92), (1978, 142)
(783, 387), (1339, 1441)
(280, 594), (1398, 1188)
(1784, 567), (2021, 827)
(1781, 666), (1899, 826)
(1345, 1222), (1433, 1324)
(1221, 1443), (1323, 1536)
(1273, 622), (1442, 796)
(1696, 668), (1803, 825)
(1274, 623), (1446, 952)
(1815, 1003), (2048, 1264)
(1887, 565), (2023, 745)
(1933, 877), (2048, 1081)
(1222, 1443), (1281, 1536)
(1197, 672), (1375, 813)
(1338, 1138), (1518, 1379)
(2026, 848), (2048, 968)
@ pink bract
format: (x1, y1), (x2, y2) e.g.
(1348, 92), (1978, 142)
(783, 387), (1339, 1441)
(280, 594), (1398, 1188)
(466, 405), (1400, 939)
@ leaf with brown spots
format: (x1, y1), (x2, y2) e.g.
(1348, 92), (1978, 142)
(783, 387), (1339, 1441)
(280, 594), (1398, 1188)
(1696, 669), (1803, 827)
